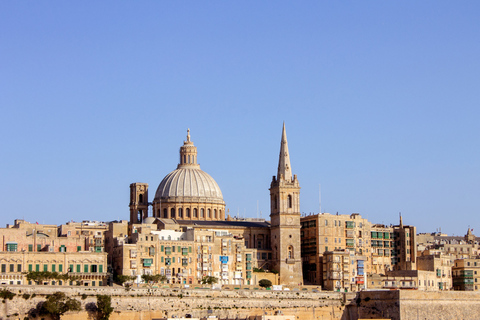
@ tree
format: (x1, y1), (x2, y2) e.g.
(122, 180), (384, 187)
(39, 292), (81, 320)
(201, 276), (218, 285)
(96, 295), (114, 320)
(259, 279), (272, 288)
(113, 274), (135, 286)
(141, 274), (167, 286)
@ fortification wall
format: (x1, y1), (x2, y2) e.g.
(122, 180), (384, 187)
(1, 285), (352, 320)
(357, 290), (480, 320)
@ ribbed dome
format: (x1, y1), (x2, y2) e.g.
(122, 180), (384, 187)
(154, 168), (224, 203)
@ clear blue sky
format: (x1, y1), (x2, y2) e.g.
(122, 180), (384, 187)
(1, 2), (479, 236)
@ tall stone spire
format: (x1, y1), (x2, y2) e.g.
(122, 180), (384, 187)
(277, 122), (292, 181)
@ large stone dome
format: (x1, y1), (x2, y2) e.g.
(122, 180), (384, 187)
(154, 168), (224, 203)
(152, 129), (226, 221)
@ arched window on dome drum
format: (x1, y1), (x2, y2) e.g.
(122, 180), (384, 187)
(192, 155), (195, 163)
(219, 210), (222, 218)
(163, 209), (167, 218)
(178, 208), (183, 218)
(171, 208), (176, 218)
(183, 155), (186, 164)
(193, 208), (197, 218)
(200, 209), (204, 218)
(186, 208), (190, 218)
(188, 155), (190, 163)
(214, 209), (217, 219)
(288, 195), (292, 208)
(207, 209), (211, 218)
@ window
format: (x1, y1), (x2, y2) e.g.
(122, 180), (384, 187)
(288, 195), (293, 208)
(17, 264), (21, 272)
(28, 244), (33, 252)
(84, 265), (89, 273)
(288, 246), (293, 259)
(186, 208), (190, 218)
(163, 209), (168, 218)
(36, 264), (40, 272)
(52, 264), (56, 272)
(59, 264), (63, 272)
(201, 209), (204, 218)
(43, 265), (48, 272)
(77, 246), (81, 252)
(178, 208), (183, 218)
(60, 245), (66, 252)
(6, 243), (17, 252)
(9, 264), (14, 272)
(28, 264), (32, 272)
(194, 208), (198, 218)
(37, 244), (41, 252)
(76, 265), (81, 273)
(171, 208), (176, 218)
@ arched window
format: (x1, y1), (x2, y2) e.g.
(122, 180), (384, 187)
(186, 208), (190, 218)
(188, 155), (190, 163)
(200, 209), (204, 218)
(178, 208), (183, 218)
(192, 155), (195, 163)
(171, 208), (176, 219)
(288, 195), (292, 208)
(163, 209), (167, 218)
(274, 195), (278, 210)
(219, 210), (222, 218)
(193, 208), (197, 218)
(214, 209), (217, 219)
(207, 209), (211, 218)
(139, 194), (143, 203)
(288, 246), (293, 259)
(183, 155), (186, 164)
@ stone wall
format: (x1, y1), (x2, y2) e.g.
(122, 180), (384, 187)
(1, 285), (349, 320)
(356, 290), (480, 320)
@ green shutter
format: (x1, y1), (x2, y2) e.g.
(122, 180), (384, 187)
(28, 244), (33, 252)
(52, 264), (56, 272)
(69, 264), (74, 272)
(59, 264), (63, 272)
(84, 265), (89, 273)
(161, 245), (164, 252)
(189, 246), (192, 253)
(37, 244), (41, 252)
(35, 264), (40, 272)
(99, 265), (103, 273)
(172, 257), (175, 263)
(161, 257), (164, 262)
(76, 264), (81, 273)
(28, 264), (32, 272)
(77, 246), (81, 252)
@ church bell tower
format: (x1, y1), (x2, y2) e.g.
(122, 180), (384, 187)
(270, 123), (303, 285)
(129, 183), (149, 224)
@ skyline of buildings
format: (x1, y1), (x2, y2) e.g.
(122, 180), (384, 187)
(1, 126), (479, 293)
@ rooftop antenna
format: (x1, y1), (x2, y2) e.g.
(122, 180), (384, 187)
(319, 184), (322, 214)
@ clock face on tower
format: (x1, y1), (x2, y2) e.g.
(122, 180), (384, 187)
(286, 217), (293, 225)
